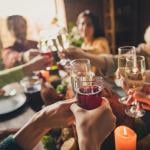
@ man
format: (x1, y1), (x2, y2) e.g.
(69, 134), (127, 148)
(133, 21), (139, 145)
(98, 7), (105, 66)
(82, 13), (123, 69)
(2, 15), (38, 68)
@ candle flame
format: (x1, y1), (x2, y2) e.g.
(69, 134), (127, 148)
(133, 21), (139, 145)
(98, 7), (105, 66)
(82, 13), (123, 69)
(123, 127), (128, 136)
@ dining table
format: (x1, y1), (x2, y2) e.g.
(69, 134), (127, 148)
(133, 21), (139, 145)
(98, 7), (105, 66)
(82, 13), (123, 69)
(0, 77), (149, 150)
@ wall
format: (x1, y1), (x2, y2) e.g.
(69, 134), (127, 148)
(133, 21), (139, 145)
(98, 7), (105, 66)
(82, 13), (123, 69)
(64, 0), (104, 32)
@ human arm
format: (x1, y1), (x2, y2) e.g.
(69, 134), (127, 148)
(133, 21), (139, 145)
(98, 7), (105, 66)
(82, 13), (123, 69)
(63, 47), (118, 76)
(0, 99), (75, 150)
(70, 98), (116, 150)
(2, 48), (40, 69)
(0, 55), (48, 87)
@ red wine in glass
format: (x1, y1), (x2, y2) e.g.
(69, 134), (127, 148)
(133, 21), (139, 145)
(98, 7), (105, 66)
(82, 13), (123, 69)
(40, 51), (52, 65)
(76, 85), (103, 110)
(25, 85), (44, 112)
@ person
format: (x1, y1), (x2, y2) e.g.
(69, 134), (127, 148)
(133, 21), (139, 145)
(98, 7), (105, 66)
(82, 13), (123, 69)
(62, 47), (117, 76)
(0, 55), (48, 87)
(61, 46), (150, 109)
(0, 98), (116, 150)
(1, 15), (38, 68)
(76, 10), (110, 55)
(63, 42), (150, 74)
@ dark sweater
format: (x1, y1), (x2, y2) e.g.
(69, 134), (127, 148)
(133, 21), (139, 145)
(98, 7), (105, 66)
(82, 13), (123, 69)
(0, 136), (22, 150)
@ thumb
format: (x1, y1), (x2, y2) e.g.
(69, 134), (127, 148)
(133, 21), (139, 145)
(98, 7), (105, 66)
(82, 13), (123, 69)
(70, 103), (85, 115)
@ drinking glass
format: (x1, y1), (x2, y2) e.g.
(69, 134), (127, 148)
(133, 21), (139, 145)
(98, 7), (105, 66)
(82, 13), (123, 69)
(75, 76), (103, 110)
(38, 39), (52, 65)
(49, 32), (71, 69)
(124, 56), (146, 118)
(20, 76), (43, 111)
(70, 59), (93, 93)
(117, 46), (136, 104)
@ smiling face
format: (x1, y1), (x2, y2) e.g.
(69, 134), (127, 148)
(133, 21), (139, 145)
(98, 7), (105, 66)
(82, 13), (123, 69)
(77, 16), (94, 40)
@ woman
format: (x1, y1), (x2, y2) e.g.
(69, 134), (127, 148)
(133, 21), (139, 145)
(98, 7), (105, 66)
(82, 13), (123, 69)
(2, 15), (38, 68)
(77, 10), (110, 55)
(0, 98), (116, 150)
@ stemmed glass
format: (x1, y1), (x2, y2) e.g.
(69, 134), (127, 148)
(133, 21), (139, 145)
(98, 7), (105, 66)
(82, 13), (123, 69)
(49, 32), (71, 69)
(38, 40), (52, 63)
(117, 46), (136, 104)
(70, 59), (94, 93)
(124, 56), (146, 118)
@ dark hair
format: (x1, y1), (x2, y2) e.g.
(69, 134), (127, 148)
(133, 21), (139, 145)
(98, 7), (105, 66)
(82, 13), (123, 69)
(77, 10), (104, 38)
(7, 15), (27, 31)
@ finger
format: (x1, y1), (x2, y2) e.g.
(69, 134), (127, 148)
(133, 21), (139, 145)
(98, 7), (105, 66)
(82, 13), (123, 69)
(142, 104), (150, 110)
(63, 98), (77, 104)
(70, 103), (84, 114)
(126, 95), (134, 105)
(101, 97), (112, 110)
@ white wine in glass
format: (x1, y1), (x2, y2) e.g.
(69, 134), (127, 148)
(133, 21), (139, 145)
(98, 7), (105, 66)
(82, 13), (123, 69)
(117, 46), (136, 104)
(125, 56), (146, 118)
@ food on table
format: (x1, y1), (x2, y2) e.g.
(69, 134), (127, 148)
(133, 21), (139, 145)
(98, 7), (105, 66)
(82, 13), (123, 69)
(61, 137), (78, 150)
(56, 81), (68, 94)
(61, 128), (74, 141)
(42, 127), (78, 150)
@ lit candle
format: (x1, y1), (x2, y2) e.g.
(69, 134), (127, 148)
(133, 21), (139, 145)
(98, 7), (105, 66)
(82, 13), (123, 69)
(114, 125), (137, 150)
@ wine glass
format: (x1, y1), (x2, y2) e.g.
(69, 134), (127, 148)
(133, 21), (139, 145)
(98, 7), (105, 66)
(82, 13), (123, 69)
(37, 39), (53, 67)
(124, 56), (146, 118)
(75, 76), (104, 110)
(49, 32), (71, 69)
(117, 46), (136, 104)
(70, 59), (94, 93)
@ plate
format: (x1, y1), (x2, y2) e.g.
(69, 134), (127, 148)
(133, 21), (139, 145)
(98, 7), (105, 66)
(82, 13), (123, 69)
(0, 83), (26, 116)
(0, 93), (26, 116)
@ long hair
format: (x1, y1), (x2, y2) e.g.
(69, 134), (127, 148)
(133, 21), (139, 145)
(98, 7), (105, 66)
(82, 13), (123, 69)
(77, 10), (104, 38)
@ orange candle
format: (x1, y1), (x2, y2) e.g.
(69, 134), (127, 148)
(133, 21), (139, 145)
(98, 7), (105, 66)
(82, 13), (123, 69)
(114, 125), (137, 150)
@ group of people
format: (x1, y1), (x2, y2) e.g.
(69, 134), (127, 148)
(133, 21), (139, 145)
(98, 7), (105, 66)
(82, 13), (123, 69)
(0, 10), (150, 149)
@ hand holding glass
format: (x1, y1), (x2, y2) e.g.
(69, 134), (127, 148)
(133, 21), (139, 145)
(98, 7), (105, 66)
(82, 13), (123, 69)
(75, 76), (103, 110)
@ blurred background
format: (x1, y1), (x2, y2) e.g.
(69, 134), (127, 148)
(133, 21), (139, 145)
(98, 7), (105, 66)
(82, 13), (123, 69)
(0, 0), (150, 54)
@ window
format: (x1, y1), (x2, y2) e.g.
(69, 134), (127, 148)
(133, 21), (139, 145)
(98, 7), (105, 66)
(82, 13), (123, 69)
(0, 0), (59, 47)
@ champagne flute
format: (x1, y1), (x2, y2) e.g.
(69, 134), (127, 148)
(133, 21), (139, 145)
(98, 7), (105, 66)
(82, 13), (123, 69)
(56, 33), (71, 67)
(125, 56), (146, 118)
(117, 46), (136, 104)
